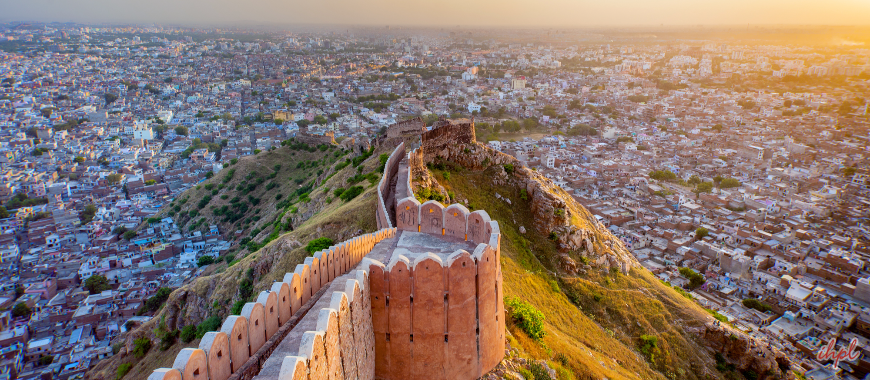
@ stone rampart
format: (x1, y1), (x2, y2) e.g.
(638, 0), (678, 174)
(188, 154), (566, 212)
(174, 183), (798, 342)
(275, 269), (376, 380)
(385, 117), (424, 140)
(376, 142), (405, 230)
(374, 197), (505, 380)
(146, 228), (397, 380)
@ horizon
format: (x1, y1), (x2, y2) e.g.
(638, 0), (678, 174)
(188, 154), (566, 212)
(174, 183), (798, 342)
(2, 0), (870, 29)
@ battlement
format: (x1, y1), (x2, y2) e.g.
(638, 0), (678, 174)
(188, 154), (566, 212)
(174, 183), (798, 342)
(376, 142), (405, 230)
(368, 198), (504, 379)
(148, 119), (504, 380)
(147, 228), (396, 380)
(385, 117), (424, 140)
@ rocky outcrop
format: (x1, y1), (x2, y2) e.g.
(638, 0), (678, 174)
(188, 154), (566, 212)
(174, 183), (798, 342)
(482, 345), (557, 380)
(411, 124), (637, 274)
(702, 323), (794, 380)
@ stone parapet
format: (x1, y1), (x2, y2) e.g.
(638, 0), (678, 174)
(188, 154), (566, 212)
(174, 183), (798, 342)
(146, 228), (397, 380)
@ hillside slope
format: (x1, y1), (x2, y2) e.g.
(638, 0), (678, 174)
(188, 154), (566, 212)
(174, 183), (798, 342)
(416, 145), (793, 380)
(86, 141), (392, 380)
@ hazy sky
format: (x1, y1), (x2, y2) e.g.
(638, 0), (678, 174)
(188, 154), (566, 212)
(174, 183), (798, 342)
(2, 0), (870, 27)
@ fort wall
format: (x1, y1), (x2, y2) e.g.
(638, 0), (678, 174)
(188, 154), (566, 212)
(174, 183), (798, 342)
(373, 195), (504, 380)
(149, 119), (505, 380)
(376, 142), (405, 230)
(146, 228), (397, 380)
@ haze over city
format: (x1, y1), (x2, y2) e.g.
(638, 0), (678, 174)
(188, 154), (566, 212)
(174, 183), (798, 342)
(1, 0), (870, 378)
(2, 0), (870, 27)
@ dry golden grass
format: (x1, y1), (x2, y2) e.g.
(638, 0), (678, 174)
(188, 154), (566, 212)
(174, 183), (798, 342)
(437, 166), (724, 380)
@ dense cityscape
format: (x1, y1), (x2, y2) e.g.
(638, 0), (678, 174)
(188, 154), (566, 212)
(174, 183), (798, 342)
(0, 22), (869, 380)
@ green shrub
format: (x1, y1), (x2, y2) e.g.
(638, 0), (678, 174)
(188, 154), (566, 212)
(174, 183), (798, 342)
(742, 298), (772, 313)
(38, 355), (53, 366)
(231, 300), (245, 315)
(340, 186), (364, 202)
(142, 287), (173, 314)
(116, 363), (133, 379)
(528, 361), (552, 380)
(505, 297), (546, 340)
(519, 368), (534, 380)
(180, 325), (197, 343)
(306, 237), (334, 253)
(334, 187), (346, 197)
(196, 316), (222, 339)
(638, 334), (658, 362)
(503, 164), (515, 174)
(133, 337), (151, 358)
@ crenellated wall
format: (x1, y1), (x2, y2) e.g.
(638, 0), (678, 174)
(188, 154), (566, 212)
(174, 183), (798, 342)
(376, 142), (405, 230)
(277, 268), (376, 380)
(147, 228), (397, 380)
(374, 197), (505, 380)
(148, 121), (505, 380)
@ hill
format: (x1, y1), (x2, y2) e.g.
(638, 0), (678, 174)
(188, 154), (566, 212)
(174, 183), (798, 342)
(88, 131), (794, 380)
(86, 140), (393, 380)
(148, 140), (383, 252)
(408, 133), (794, 380)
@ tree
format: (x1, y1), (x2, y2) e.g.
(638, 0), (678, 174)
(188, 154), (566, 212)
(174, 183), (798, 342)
(175, 126), (189, 136)
(104, 93), (118, 105)
(695, 227), (709, 240)
(84, 275), (112, 294)
(74, 156), (85, 163)
(719, 178), (741, 188)
(112, 226), (128, 236)
(122, 230), (137, 240)
(679, 267), (705, 289)
(0, 206), (8, 219)
(106, 173), (123, 185)
(693, 181), (713, 195)
(12, 302), (31, 318)
(197, 256), (215, 267)
(38, 355), (53, 366)
(688, 175), (702, 185)
(80, 204), (97, 224)
(843, 167), (857, 177)
(145, 179), (157, 185)
(743, 298), (772, 313)
(522, 118), (538, 131)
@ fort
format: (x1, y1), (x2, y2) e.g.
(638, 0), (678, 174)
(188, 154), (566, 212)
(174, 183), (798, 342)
(147, 119), (504, 380)
(295, 125), (337, 146)
(384, 117), (424, 141)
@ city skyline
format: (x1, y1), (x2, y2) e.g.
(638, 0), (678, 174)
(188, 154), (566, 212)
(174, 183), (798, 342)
(2, 0), (870, 27)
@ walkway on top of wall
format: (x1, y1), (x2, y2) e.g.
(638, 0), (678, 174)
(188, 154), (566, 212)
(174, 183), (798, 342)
(384, 154), (410, 226)
(252, 230), (477, 379)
